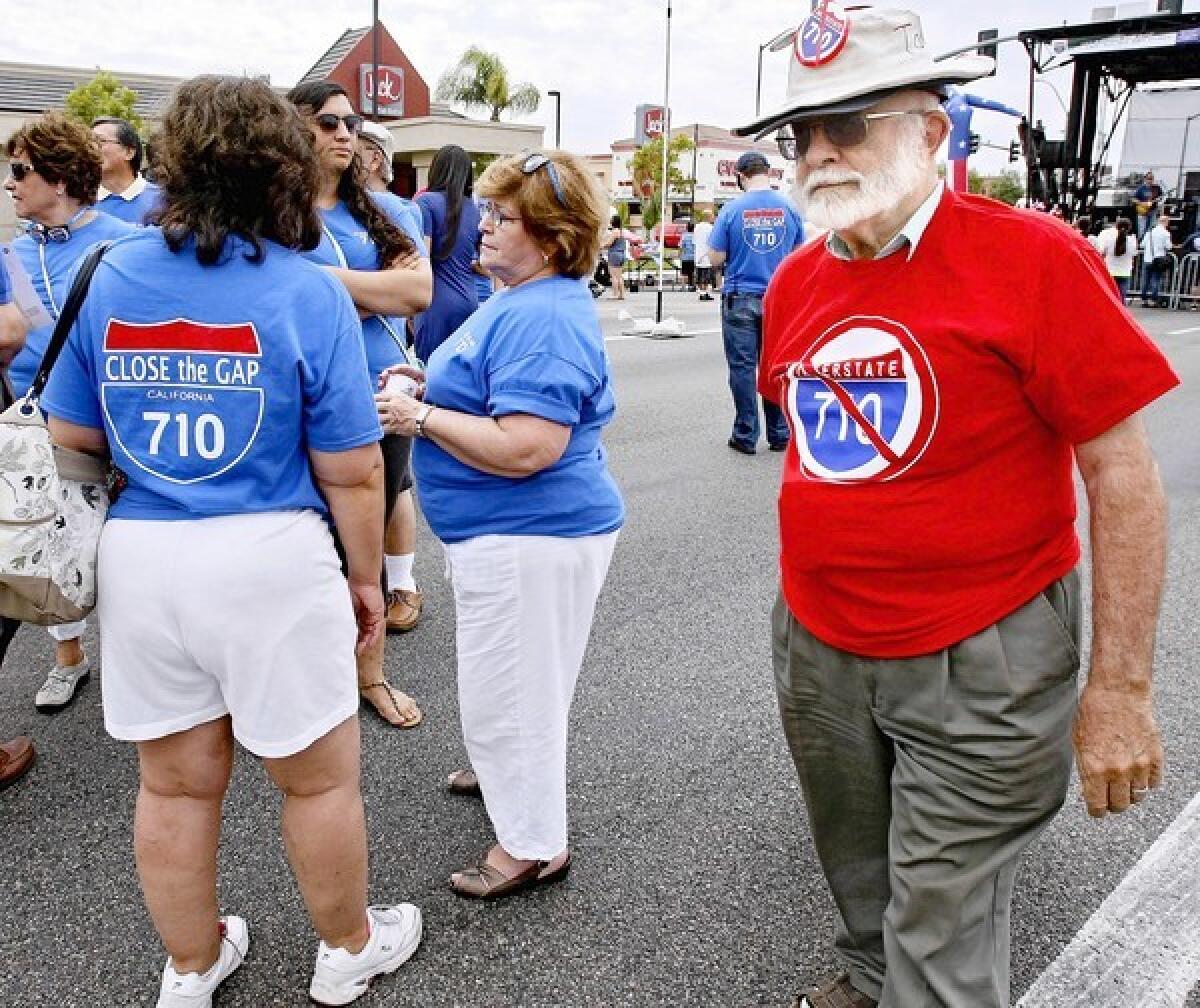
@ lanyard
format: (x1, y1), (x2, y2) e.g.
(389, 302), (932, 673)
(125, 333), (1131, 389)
(321, 223), (349, 268)
(34, 209), (91, 320)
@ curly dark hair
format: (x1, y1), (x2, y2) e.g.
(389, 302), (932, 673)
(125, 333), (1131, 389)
(149, 76), (322, 265)
(6, 111), (102, 205)
(285, 80), (414, 266)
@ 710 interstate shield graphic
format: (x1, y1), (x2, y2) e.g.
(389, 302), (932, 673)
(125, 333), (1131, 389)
(784, 316), (939, 482)
(99, 318), (266, 485)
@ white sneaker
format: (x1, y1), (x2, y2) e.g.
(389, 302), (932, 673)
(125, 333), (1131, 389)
(156, 915), (250, 1008)
(309, 904), (423, 1006)
(34, 660), (89, 713)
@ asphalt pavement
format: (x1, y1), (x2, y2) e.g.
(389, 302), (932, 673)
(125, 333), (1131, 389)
(1, 290), (1198, 1007)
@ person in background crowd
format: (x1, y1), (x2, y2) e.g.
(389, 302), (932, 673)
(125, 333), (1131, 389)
(1, 112), (135, 717)
(1097, 217), (1135, 302)
(1133, 170), (1164, 241)
(707, 150), (804, 456)
(680, 220), (696, 291)
(92, 117), (161, 224)
(602, 214), (627, 300)
(376, 150), (624, 901)
(1141, 216), (1174, 308)
(42, 74), (423, 1008)
(288, 80), (432, 727)
(694, 211), (715, 301)
(736, 7), (1177, 1006)
(0, 253), (36, 792)
(358, 118), (431, 635)
(414, 144), (480, 363)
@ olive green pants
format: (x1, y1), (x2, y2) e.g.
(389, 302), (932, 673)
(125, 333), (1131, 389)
(772, 571), (1081, 1008)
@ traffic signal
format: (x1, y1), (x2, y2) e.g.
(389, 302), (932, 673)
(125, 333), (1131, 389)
(977, 29), (999, 77)
(969, 133), (981, 155)
(1008, 140), (1020, 163)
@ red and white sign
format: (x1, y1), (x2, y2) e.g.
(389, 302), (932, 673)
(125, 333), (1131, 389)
(360, 64), (405, 117)
(635, 104), (666, 146)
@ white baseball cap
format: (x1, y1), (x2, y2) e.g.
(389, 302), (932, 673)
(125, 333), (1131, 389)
(736, 5), (994, 139)
(359, 121), (395, 182)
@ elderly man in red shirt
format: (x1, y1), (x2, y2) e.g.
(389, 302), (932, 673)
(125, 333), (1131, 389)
(736, 7), (1178, 1008)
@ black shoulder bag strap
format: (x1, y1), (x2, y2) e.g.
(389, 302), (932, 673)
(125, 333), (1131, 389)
(25, 240), (112, 403)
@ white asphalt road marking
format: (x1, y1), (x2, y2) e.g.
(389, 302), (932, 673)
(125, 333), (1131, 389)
(1168, 326), (1200, 336)
(1017, 791), (1200, 1008)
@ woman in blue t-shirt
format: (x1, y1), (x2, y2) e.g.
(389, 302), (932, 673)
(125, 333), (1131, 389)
(1, 112), (136, 719)
(413, 144), (480, 362)
(288, 80), (432, 731)
(43, 76), (422, 1006)
(377, 151), (624, 901)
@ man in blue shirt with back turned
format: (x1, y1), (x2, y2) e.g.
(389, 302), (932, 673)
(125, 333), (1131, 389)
(708, 150), (804, 454)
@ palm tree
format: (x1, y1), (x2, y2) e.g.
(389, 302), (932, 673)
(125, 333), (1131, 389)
(435, 47), (541, 122)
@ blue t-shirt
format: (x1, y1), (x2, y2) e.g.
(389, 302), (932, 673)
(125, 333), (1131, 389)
(95, 180), (162, 225)
(708, 189), (805, 295)
(413, 274), (624, 543)
(302, 195), (425, 384)
(680, 232), (696, 260)
(42, 228), (382, 521)
(8, 212), (138, 396)
(0, 252), (9, 304)
(414, 190), (480, 363)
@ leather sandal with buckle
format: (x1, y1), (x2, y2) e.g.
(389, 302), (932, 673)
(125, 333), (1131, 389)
(449, 850), (572, 901)
(359, 680), (423, 729)
(794, 973), (878, 1008)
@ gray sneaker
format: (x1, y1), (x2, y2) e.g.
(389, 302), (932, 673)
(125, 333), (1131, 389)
(34, 660), (89, 713)
(309, 903), (422, 1006)
(157, 915), (249, 1008)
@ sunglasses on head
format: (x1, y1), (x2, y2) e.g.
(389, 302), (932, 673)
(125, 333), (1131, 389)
(776, 109), (929, 161)
(520, 153), (566, 207)
(9, 161), (37, 181)
(312, 112), (364, 135)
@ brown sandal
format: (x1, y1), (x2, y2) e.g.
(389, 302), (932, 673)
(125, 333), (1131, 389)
(360, 681), (423, 729)
(446, 768), (482, 797)
(449, 850), (572, 901)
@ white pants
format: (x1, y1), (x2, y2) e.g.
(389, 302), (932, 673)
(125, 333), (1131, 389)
(445, 532), (617, 860)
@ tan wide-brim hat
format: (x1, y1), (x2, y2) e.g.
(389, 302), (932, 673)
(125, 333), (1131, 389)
(735, 5), (994, 139)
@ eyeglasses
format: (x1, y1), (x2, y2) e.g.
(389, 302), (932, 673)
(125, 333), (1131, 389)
(520, 153), (566, 207)
(312, 112), (364, 135)
(9, 161), (37, 181)
(776, 110), (930, 161)
(478, 199), (522, 229)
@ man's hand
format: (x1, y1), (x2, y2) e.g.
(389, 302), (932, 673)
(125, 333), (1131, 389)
(1073, 684), (1164, 817)
(348, 579), (385, 655)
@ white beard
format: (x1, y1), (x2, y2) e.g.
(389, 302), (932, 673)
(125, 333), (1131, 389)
(794, 124), (933, 232)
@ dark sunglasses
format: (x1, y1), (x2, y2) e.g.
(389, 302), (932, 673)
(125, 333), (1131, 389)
(776, 110), (929, 161)
(312, 113), (364, 135)
(520, 153), (566, 207)
(9, 161), (37, 181)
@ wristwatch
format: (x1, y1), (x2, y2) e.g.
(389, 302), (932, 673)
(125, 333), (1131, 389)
(414, 403), (438, 439)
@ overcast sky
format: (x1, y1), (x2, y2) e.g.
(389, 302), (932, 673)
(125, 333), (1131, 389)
(10, 0), (1200, 174)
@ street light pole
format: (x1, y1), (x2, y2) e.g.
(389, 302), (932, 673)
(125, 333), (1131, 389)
(1178, 111), (1200, 199)
(371, 0), (379, 121)
(547, 90), (561, 149)
(656, 0), (672, 324)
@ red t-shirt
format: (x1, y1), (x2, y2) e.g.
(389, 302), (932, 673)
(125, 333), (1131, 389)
(760, 189), (1179, 658)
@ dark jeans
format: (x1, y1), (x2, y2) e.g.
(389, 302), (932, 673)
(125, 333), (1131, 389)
(1144, 261), (1168, 304)
(721, 293), (789, 448)
(0, 617), (18, 668)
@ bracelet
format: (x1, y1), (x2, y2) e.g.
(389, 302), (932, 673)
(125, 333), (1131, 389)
(414, 403), (437, 439)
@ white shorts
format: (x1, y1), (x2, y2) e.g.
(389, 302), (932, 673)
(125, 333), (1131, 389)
(97, 510), (359, 758)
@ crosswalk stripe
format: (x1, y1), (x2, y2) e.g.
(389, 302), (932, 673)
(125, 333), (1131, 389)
(1017, 792), (1200, 1008)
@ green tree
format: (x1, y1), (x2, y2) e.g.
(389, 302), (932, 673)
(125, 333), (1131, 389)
(967, 167), (985, 195)
(64, 70), (144, 132)
(984, 170), (1025, 206)
(435, 47), (540, 122)
(630, 132), (694, 231)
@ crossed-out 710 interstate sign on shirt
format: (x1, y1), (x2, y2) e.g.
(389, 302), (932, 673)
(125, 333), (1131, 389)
(42, 229), (382, 520)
